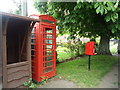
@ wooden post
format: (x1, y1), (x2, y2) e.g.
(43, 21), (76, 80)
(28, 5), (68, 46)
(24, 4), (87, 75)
(27, 21), (36, 78)
(2, 17), (9, 88)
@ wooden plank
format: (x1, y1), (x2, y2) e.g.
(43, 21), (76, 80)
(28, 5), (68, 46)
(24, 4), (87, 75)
(8, 70), (29, 82)
(7, 76), (29, 88)
(7, 64), (29, 74)
(2, 17), (9, 88)
(7, 61), (28, 69)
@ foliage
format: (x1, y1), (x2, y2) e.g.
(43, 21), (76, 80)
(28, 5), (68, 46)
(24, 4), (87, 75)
(33, 1), (120, 55)
(57, 46), (73, 61)
(64, 40), (85, 56)
(34, 1), (120, 38)
(57, 55), (118, 88)
(23, 78), (37, 88)
(23, 77), (49, 88)
(56, 40), (85, 61)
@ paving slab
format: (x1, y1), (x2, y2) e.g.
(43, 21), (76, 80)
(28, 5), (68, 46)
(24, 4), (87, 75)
(98, 64), (118, 88)
(38, 78), (78, 88)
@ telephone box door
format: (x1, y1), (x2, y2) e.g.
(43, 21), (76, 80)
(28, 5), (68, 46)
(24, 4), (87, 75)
(40, 25), (56, 79)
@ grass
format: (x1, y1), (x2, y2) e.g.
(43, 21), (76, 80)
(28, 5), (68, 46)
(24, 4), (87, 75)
(57, 46), (74, 61)
(56, 55), (118, 88)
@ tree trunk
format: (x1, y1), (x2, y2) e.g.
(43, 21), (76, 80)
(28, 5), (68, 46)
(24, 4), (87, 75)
(97, 35), (112, 55)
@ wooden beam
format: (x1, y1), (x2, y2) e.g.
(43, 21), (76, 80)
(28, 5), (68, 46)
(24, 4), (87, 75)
(2, 17), (9, 88)
(27, 21), (36, 78)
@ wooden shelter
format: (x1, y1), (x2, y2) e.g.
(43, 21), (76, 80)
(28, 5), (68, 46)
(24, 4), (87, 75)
(0, 12), (39, 88)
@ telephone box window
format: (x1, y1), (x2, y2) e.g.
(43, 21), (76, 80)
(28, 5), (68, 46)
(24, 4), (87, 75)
(31, 56), (35, 59)
(44, 34), (52, 39)
(31, 33), (35, 38)
(31, 51), (35, 55)
(45, 61), (53, 67)
(44, 67), (53, 73)
(44, 51), (53, 55)
(45, 28), (53, 33)
(44, 40), (53, 44)
(31, 45), (35, 49)
(31, 39), (35, 43)
(45, 56), (53, 61)
(45, 45), (52, 50)
(32, 28), (35, 33)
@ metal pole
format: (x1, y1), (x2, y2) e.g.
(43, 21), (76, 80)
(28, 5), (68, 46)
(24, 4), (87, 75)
(88, 55), (91, 71)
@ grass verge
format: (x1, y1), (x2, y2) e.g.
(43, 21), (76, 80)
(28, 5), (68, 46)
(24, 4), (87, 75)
(56, 55), (118, 88)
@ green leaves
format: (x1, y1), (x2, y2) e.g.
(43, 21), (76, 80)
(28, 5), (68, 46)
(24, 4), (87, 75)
(33, 1), (120, 38)
(105, 12), (118, 22)
(94, 2), (117, 15)
(105, 15), (111, 22)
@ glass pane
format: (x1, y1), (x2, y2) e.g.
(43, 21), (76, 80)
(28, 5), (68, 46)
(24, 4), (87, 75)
(31, 45), (35, 49)
(31, 51), (35, 55)
(44, 40), (52, 44)
(44, 67), (53, 73)
(46, 45), (52, 50)
(45, 56), (53, 61)
(31, 39), (35, 43)
(31, 33), (35, 38)
(45, 28), (53, 33)
(44, 51), (53, 55)
(32, 28), (35, 33)
(31, 56), (35, 59)
(45, 61), (53, 67)
(44, 34), (52, 39)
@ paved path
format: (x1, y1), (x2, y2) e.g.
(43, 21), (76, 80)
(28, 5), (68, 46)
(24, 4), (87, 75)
(38, 77), (78, 88)
(98, 64), (118, 88)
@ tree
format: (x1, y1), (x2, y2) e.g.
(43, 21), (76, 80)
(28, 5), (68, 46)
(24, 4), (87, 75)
(33, 1), (120, 55)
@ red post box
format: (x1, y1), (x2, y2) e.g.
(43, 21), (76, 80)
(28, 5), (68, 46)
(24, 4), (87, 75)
(85, 41), (96, 71)
(85, 41), (96, 55)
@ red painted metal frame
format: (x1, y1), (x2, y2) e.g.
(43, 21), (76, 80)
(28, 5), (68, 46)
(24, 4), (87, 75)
(85, 41), (96, 55)
(30, 14), (56, 82)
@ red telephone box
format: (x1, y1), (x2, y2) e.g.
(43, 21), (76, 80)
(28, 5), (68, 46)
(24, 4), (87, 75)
(85, 41), (96, 55)
(30, 15), (56, 82)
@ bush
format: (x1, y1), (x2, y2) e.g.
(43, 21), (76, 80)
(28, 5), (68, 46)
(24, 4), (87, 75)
(63, 40), (85, 57)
